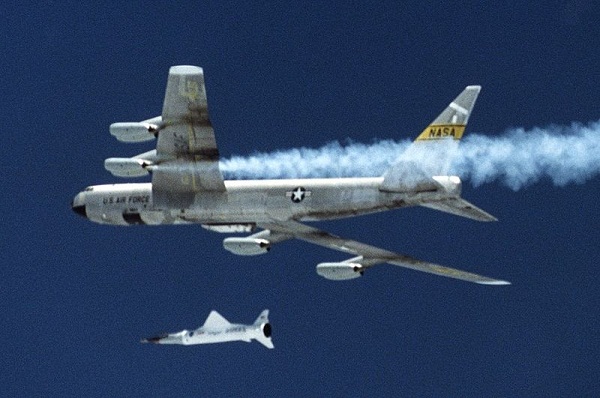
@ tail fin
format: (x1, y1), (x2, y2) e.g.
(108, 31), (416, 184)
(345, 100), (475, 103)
(253, 310), (274, 349)
(255, 333), (274, 349)
(379, 86), (496, 221)
(413, 85), (480, 142)
(381, 86), (480, 191)
(253, 309), (270, 326)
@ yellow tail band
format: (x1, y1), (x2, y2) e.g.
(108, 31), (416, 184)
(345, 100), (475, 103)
(416, 124), (466, 141)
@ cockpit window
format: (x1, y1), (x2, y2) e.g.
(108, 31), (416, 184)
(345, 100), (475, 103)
(84, 186), (94, 192)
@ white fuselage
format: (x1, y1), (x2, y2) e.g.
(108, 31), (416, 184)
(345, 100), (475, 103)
(72, 177), (449, 227)
(180, 324), (257, 345)
(149, 323), (271, 347)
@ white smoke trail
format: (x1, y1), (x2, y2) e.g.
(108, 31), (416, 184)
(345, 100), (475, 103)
(220, 139), (411, 179)
(455, 122), (600, 189)
(220, 121), (600, 190)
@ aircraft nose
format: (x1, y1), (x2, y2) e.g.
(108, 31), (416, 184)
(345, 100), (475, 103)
(72, 203), (87, 217)
(71, 193), (87, 218)
(141, 334), (167, 344)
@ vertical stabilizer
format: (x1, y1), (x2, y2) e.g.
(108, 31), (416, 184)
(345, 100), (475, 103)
(253, 310), (274, 349)
(413, 85), (480, 142)
(253, 309), (270, 325)
(381, 86), (480, 192)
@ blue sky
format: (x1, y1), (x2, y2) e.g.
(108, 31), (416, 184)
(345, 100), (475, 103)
(1, 2), (599, 396)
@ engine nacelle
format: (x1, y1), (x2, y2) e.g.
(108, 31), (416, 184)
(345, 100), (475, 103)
(110, 122), (159, 143)
(223, 237), (271, 256)
(202, 224), (256, 233)
(316, 262), (364, 281)
(104, 157), (152, 177)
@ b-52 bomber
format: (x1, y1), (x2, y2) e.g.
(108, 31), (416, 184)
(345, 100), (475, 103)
(72, 65), (509, 285)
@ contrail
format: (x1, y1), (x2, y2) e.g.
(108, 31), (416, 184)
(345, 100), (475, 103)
(221, 140), (410, 180)
(454, 122), (600, 189)
(220, 121), (600, 190)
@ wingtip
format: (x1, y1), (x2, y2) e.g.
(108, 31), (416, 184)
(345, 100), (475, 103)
(478, 280), (511, 286)
(169, 65), (203, 75)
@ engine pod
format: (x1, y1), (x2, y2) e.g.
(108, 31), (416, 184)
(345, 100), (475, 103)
(104, 158), (151, 177)
(110, 122), (158, 143)
(316, 262), (364, 281)
(223, 237), (270, 256)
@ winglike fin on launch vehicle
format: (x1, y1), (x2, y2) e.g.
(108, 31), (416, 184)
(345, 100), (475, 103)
(202, 311), (231, 329)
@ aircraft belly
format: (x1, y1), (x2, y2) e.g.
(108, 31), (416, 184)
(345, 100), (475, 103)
(227, 185), (385, 222)
(188, 330), (249, 345)
(167, 191), (389, 224)
(183, 181), (387, 222)
(173, 188), (442, 223)
(299, 188), (382, 220)
(183, 192), (271, 222)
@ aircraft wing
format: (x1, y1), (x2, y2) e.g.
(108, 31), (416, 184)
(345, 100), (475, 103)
(152, 65), (226, 208)
(202, 310), (231, 329)
(258, 220), (509, 285)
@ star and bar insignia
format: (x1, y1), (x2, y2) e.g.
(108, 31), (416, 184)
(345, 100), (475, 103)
(286, 187), (312, 203)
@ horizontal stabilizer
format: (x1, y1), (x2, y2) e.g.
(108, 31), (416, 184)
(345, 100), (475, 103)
(420, 198), (498, 222)
(256, 334), (274, 349)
